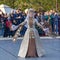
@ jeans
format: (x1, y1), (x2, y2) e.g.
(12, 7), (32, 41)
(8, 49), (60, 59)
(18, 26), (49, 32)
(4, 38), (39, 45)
(0, 28), (4, 36)
(54, 21), (58, 34)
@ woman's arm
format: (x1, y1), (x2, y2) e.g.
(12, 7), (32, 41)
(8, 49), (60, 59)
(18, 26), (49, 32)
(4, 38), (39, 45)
(13, 19), (27, 42)
(20, 19), (27, 26)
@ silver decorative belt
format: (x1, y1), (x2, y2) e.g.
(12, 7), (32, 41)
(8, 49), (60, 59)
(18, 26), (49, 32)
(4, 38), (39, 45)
(29, 30), (35, 39)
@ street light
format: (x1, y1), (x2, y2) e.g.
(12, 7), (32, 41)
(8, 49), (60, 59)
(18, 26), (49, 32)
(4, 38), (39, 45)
(56, 0), (58, 11)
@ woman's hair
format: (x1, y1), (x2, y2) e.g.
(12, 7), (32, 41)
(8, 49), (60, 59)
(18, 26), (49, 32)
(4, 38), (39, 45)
(28, 8), (34, 13)
(25, 8), (35, 20)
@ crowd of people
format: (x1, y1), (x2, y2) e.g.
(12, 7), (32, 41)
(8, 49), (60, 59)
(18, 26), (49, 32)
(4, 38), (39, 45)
(0, 9), (60, 37)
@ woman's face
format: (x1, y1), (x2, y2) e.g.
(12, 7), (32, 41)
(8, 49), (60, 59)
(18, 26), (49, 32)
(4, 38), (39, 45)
(29, 11), (34, 18)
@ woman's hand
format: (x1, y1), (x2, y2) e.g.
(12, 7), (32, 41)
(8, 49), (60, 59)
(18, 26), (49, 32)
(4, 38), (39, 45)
(13, 38), (16, 42)
(13, 36), (17, 42)
(13, 35), (17, 42)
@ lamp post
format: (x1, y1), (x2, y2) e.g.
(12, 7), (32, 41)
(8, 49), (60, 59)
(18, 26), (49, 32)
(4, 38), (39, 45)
(56, 0), (58, 11)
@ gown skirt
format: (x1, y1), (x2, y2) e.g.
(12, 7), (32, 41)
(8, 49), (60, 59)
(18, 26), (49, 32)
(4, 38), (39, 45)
(26, 30), (38, 57)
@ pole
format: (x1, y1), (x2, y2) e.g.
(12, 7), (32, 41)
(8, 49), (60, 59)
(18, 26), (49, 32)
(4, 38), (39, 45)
(56, 0), (57, 11)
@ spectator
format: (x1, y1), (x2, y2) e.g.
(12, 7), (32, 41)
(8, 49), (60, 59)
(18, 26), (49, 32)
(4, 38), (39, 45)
(58, 14), (60, 35)
(3, 16), (12, 37)
(54, 12), (58, 35)
(0, 8), (60, 37)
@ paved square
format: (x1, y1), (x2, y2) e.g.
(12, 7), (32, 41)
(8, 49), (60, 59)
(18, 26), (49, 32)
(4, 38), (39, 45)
(0, 38), (60, 60)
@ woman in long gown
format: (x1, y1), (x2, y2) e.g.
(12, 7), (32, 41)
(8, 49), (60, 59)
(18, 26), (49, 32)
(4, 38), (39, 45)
(13, 8), (45, 58)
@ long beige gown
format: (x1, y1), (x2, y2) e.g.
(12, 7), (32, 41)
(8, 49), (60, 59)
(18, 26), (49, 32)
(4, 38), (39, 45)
(18, 18), (45, 58)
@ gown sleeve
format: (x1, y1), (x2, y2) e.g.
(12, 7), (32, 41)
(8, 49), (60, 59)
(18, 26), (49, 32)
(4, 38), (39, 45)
(20, 19), (27, 25)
